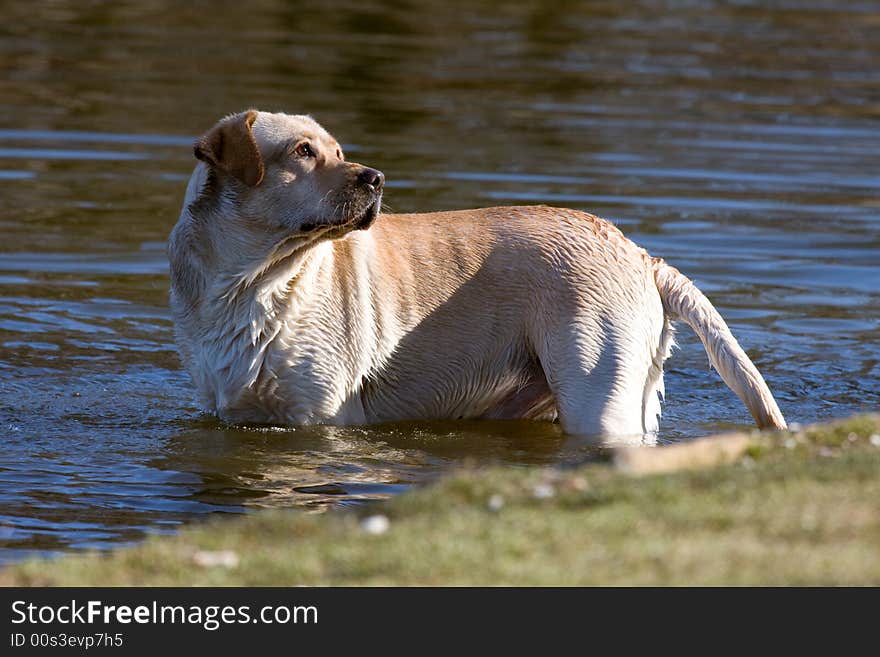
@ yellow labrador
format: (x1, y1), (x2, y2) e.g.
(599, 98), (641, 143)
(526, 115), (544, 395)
(168, 110), (786, 439)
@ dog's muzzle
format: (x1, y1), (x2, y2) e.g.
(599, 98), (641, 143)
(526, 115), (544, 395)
(352, 195), (382, 230)
(350, 166), (384, 230)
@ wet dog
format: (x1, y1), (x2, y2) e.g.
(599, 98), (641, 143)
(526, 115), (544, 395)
(168, 110), (786, 439)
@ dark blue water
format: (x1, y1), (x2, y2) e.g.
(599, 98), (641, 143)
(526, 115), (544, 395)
(1, 0), (878, 564)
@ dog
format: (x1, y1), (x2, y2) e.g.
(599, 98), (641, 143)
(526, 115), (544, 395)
(168, 109), (787, 439)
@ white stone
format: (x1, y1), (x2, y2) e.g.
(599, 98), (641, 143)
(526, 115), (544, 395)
(487, 494), (505, 512)
(192, 550), (239, 568)
(361, 514), (390, 535)
(532, 483), (555, 499)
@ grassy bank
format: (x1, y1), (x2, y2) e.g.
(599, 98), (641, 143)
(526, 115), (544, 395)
(3, 415), (879, 586)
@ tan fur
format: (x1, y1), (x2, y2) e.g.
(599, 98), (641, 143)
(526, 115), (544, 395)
(653, 260), (786, 429)
(194, 110), (265, 187)
(168, 110), (787, 441)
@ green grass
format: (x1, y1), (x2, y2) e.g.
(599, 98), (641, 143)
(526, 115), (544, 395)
(3, 415), (879, 586)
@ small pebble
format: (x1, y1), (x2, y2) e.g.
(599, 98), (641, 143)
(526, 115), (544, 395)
(360, 514), (390, 535)
(487, 494), (505, 512)
(847, 432), (858, 443)
(532, 483), (555, 499)
(788, 422), (802, 432)
(784, 438), (797, 449)
(819, 447), (834, 458)
(870, 434), (880, 447)
(568, 476), (589, 492)
(192, 550), (239, 568)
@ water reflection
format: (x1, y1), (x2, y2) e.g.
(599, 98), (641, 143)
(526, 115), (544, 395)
(156, 419), (577, 511)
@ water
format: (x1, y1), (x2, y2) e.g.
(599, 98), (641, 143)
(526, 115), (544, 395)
(1, 0), (878, 564)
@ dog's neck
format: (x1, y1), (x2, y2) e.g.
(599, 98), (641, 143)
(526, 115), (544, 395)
(213, 230), (328, 304)
(206, 228), (335, 345)
(193, 229), (379, 417)
(171, 200), (335, 405)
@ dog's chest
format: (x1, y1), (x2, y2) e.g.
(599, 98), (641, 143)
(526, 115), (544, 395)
(196, 281), (369, 424)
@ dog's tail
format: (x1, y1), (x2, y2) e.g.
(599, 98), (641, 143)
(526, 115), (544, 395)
(652, 258), (787, 430)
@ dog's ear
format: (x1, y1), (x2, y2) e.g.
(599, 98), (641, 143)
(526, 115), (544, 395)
(194, 110), (265, 187)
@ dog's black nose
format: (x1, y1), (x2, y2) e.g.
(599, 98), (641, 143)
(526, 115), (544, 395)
(358, 167), (385, 191)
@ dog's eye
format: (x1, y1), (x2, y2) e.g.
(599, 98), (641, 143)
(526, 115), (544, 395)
(294, 143), (315, 158)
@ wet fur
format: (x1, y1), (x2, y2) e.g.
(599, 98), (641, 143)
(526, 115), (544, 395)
(168, 110), (786, 442)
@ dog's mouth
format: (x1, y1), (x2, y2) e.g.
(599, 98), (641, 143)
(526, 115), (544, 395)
(299, 194), (382, 238)
(350, 195), (381, 230)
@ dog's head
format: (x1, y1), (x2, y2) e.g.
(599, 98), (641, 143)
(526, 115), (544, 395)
(192, 110), (384, 235)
